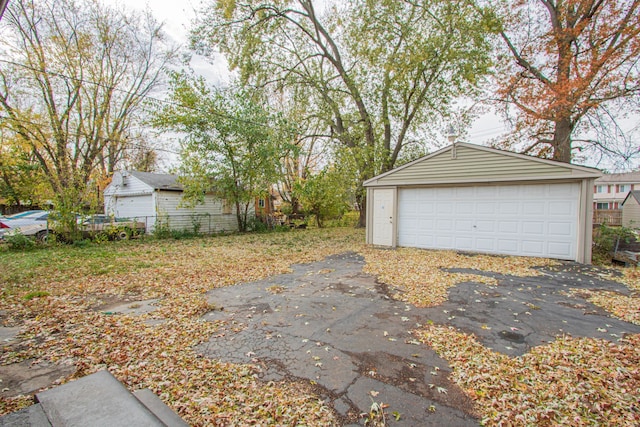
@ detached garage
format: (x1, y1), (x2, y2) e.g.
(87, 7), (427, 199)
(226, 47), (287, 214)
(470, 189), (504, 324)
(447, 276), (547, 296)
(364, 143), (602, 263)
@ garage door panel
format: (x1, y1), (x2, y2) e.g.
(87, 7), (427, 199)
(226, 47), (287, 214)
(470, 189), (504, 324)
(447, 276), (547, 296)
(402, 218), (419, 229)
(398, 233), (415, 245)
(498, 239), (519, 252)
(498, 221), (518, 233)
(549, 201), (575, 215)
(416, 235), (434, 247)
(476, 220), (496, 233)
(523, 202), (545, 215)
(522, 240), (544, 255)
(548, 242), (571, 257)
(403, 199), (418, 213)
(476, 238), (495, 251)
(419, 218), (435, 230)
(477, 187), (498, 197)
(418, 201), (435, 214)
(476, 202), (495, 214)
(499, 202), (519, 215)
(548, 222), (572, 236)
(527, 185), (547, 197)
(456, 202), (475, 214)
(499, 186), (520, 197)
(398, 183), (578, 260)
(523, 221), (544, 235)
(436, 236), (454, 248)
(455, 237), (473, 249)
(437, 203), (454, 214)
(455, 187), (475, 197)
(437, 219), (453, 231)
(455, 219), (474, 232)
(549, 183), (577, 196)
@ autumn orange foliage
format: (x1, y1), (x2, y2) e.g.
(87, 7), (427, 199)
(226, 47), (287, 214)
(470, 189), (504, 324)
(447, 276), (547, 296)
(495, 0), (640, 162)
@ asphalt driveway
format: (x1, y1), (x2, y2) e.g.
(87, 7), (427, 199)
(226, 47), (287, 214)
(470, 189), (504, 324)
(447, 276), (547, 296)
(197, 252), (640, 426)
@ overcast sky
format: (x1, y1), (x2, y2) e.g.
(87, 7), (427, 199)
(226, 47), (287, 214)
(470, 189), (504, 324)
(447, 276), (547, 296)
(123, 0), (511, 147)
(123, 1), (640, 172)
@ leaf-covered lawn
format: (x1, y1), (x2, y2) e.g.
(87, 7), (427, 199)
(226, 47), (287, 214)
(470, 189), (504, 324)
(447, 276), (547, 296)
(415, 326), (640, 426)
(0, 229), (363, 425)
(0, 229), (638, 425)
(361, 247), (558, 307)
(365, 247), (640, 426)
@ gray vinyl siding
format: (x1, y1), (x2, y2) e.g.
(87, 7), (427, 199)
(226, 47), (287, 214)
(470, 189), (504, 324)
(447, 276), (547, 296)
(622, 199), (640, 228)
(372, 145), (576, 186)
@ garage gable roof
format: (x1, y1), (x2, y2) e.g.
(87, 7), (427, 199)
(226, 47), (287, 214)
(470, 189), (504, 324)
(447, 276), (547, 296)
(129, 171), (183, 191)
(364, 143), (601, 187)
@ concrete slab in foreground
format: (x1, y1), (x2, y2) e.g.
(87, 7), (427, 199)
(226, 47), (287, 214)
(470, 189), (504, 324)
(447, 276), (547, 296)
(34, 370), (167, 427)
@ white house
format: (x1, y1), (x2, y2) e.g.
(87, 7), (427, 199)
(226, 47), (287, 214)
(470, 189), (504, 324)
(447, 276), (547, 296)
(364, 143), (602, 263)
(104, 171), (250, 233)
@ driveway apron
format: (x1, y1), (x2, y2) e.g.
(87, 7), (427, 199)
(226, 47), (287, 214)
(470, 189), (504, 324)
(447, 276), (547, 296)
(197, 252), (640, 426)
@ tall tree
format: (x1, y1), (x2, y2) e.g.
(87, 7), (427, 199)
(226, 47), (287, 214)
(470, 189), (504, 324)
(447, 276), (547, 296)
(154, 72), (295, 232)
(0, 0), (175, 212)
(492, 0), (640, 163)
(192, 0), (495, 226)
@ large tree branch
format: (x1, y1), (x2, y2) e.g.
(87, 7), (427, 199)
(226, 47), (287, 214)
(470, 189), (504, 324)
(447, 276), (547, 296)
(500, 30), (552, 87)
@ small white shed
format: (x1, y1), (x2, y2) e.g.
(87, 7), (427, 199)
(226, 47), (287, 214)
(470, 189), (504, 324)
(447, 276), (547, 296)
(104, 171), (248, 233)
(364, 143), (602, 263)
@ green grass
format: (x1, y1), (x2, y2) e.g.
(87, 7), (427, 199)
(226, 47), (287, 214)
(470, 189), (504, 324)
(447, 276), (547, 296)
(23, 290), (50, 300)
(0, 240), (155, 292)
(0, 228), (359, 294)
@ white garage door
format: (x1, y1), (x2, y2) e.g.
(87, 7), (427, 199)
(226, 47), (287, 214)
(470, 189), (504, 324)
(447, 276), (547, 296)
(398, 183), (580, 260)
(112, 195), (154, 218)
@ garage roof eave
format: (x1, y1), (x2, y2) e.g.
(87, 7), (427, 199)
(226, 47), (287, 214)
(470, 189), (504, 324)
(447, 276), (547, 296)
(364, 173), (600, 187)
(113, 191), (154, 197)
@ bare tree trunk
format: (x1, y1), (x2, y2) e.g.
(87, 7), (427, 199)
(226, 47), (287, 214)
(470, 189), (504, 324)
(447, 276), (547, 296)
(552, 117), (573, 163)
(356, 191), (366, 228)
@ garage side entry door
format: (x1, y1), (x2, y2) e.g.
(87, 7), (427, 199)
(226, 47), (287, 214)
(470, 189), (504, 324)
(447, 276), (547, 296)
(397, 183), (580, 260)
(372, 188), (395, 246)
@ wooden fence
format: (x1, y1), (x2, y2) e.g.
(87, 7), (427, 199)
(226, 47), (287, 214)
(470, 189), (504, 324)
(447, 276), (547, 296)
(593, 209), (622, 226)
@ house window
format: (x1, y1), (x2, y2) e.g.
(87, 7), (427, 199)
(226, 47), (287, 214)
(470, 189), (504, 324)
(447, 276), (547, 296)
(222, 199), (232, 215)
(596, 202), (610, 210)
(595, 185), (608, 193)
(258, 199), (265, 208)
(618, 184), (630, 193)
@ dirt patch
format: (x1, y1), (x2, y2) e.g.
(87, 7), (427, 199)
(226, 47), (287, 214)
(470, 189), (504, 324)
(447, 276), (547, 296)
(94, 298), (160, 316)
(0, 359), (75, 398)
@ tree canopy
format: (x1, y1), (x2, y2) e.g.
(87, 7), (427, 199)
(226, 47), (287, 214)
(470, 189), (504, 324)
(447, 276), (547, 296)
(154, 71), (296, 231)
(491, 0), (640, 166)
(0, 0), (175, 211)
(192, 0), (497, 225)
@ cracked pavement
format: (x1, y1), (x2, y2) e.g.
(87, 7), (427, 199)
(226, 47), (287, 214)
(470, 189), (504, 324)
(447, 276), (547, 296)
(196, 252), (640, 426)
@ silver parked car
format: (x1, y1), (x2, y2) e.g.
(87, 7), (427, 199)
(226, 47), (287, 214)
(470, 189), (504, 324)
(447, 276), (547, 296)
(0, 211), (50, 240)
